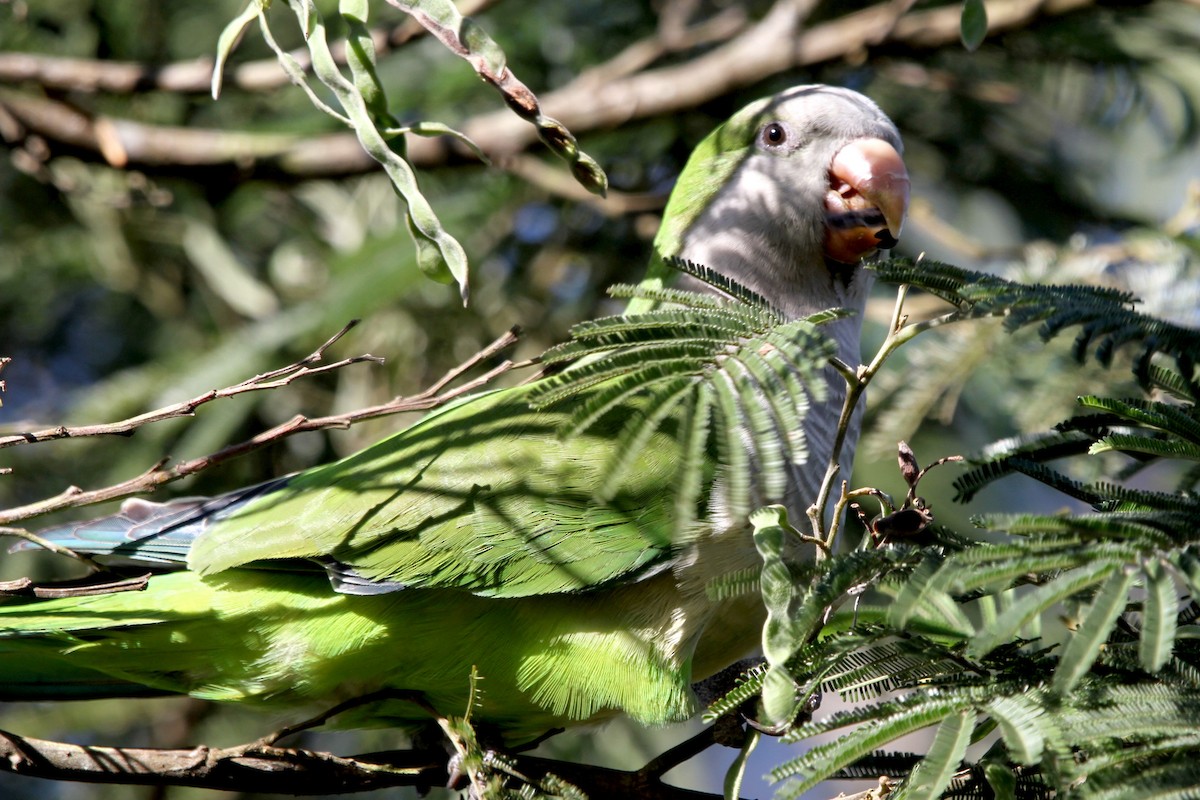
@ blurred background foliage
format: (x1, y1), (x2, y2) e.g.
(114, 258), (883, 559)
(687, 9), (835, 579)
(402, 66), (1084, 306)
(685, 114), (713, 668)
(0, 0), (1199, 798)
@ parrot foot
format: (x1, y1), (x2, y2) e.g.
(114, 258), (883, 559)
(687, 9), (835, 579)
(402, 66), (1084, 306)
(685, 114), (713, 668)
(692, 657), (767, 746)
(692, 656), (764, 708)
(695, 657), (824, 739)
(743, 689), (822, 736)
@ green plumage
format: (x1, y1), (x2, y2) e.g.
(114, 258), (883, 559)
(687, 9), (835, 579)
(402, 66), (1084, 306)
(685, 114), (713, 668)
(2, 386), (723, 739)
(0, 569), (706, 739)
(190, 385), (678, 594)
(0, 85), (907, 743)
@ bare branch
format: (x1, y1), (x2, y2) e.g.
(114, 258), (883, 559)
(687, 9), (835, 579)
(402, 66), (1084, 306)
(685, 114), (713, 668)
(0, 525), (104, 569)
(0, 728), (441, 794)
(0, 689), (726, 797)
(0, 0), (1097, 180)
(0, 327), (522, 528)
(0, 573), (153, 599)
(0, 0), (500, 96)
(500, 154), (666, 216)
(490, 0), (1092, 157)
(571, 5), (749, 87)
(0, 726), (727, 798)
(0, 321), (379, 451)
(0, 577), (32, 594)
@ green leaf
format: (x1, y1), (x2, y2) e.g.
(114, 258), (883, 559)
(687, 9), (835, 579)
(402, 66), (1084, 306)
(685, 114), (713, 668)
(712, 371), (753, 519)
(1076, 396), (1200, 444)
(532, 265), (833, 523)
(972, 513), (1175, 547)
(1148, 364), (1200, 403)
(892, 710), (975, 800)
(887, 557), (974, 636)
(753, 505), (803, 726)
(339, 0), (388, 119)
(388, 0), (607, 196)
(986, 693), (1046, 765)
(1090, 433), (1200, 461)
(984, 761), (1018, 800)
(723, 727), (759, 800)
(1139, 560), (1178, 673)
(968, 560), (1116, 659)
(1053, 567), (1136, 694)
(727, 359), (788, 498)
(753, 505), (797, 668)
(283, 0), (470, 300)
(664, 257), (780, 311)
(773, 691), (979, 797)
(872, 258), (1200, 387)
(960, 0), (989, 51)
(808, 635), (969, 704)
(383, 121), (489, 163)
(675, 382), (715, 530)
(212, 0), (263, 99)
(761, 664), (800, 729)
(598, 377), (694, 501)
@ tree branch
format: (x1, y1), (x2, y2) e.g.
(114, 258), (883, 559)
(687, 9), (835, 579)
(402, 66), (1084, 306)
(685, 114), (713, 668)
(0, 0), (1097, 181)
(491, 0), (1093, 154)
(0, 326), (522, 529)
(0, 728), (443, 794)
(0, 320), (377, 451)
(0, 726), (731, 798)
(0, 0), (500, 96)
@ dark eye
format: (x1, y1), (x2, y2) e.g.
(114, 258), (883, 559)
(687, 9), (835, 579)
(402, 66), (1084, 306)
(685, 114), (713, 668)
(761, 122), (788, 147)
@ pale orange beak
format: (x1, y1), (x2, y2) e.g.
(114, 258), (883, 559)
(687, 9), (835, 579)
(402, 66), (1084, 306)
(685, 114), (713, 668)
(823, 138), (910, 264)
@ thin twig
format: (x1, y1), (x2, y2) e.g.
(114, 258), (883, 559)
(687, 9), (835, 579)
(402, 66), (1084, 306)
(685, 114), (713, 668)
(0, 321), (381, 451)
(903, 454), (967, 506)
(420, 325), (520, 396)
(0, 525), (104, 570)
(638, 726), (719, 777)
(499, 154), (666, 216)
(807, 281), (966, 548)
(31, 573), (152, 599)
(0, 723), (729, 799)
(253, 690), (433, 748)
(0, 328), (522, 528)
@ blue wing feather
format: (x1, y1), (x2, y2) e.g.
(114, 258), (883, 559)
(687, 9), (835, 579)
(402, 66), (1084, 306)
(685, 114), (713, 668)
(21, 477), (293, 566)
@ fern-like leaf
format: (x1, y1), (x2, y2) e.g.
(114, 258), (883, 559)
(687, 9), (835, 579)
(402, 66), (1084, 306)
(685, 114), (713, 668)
(891, 709), (975, 800)
(1053, 568), (1138, 694)
(1140, 559), (1180, 673)
(1076, 396), (1200, 444)
(968, 561), (1117, 659)
(528, 258), (837, 523)
(773, 687), (996, 798)
(873, 258), (1200, 390)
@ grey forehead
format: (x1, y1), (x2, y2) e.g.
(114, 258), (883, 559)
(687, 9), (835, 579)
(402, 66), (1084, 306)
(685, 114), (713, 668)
(764, 85), (900, 147)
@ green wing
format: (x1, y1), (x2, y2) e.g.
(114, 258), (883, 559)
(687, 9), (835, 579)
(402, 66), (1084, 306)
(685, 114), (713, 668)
(187, 382), (684, 597)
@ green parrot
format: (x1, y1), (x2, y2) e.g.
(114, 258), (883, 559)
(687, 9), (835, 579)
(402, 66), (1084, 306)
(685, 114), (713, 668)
(0, 85), (908, 744)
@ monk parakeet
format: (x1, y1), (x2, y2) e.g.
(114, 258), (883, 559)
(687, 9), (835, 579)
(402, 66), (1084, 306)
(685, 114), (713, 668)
(0, 86), (908, 744)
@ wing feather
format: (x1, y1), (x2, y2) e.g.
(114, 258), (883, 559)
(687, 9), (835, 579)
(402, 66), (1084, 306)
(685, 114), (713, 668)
(186, 384), (683, 597)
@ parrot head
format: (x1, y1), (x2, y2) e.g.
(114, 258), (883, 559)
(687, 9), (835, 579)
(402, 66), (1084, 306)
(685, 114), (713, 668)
(656, 84), (910, 320)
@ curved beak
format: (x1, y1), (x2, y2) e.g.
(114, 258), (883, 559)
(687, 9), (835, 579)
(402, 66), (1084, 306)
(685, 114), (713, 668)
(823, 138), (911, 264)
